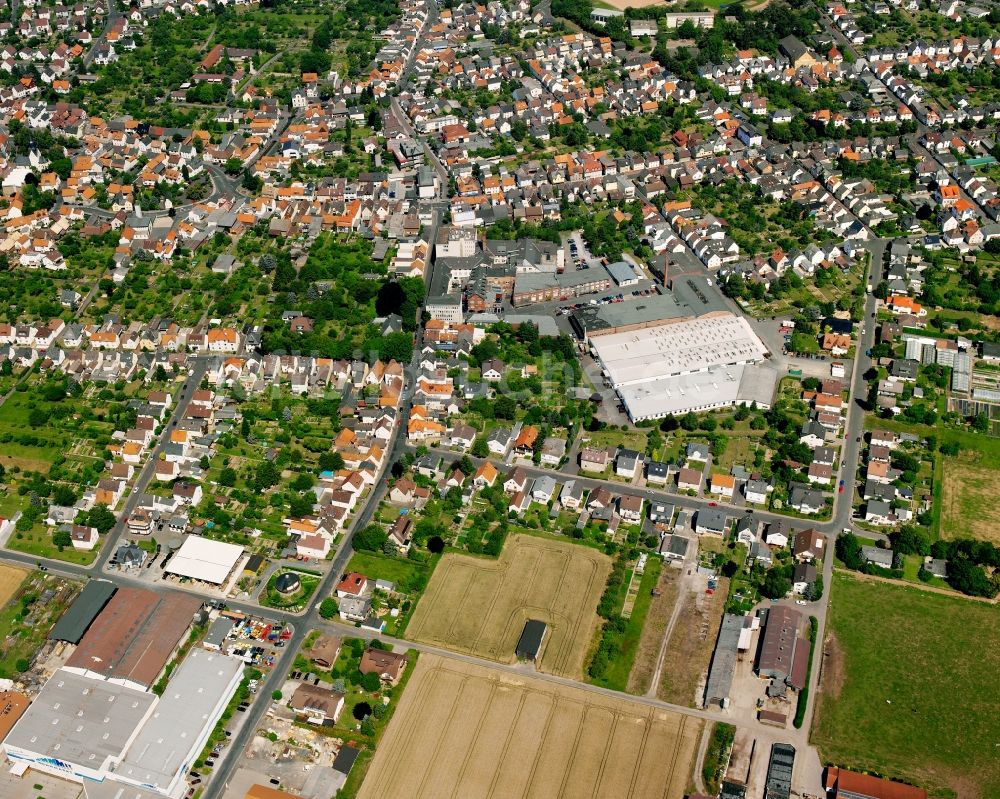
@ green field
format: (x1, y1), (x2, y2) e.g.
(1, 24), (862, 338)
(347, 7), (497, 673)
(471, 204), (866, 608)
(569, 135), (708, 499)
(813, 572), (1000, 798)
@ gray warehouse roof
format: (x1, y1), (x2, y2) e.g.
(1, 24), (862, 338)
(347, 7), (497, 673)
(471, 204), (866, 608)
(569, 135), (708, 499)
(112, 650), (243, 793)
(50, 580), (117, 644)
(4, 670), (156, 771)
(704, 614), (744, 707)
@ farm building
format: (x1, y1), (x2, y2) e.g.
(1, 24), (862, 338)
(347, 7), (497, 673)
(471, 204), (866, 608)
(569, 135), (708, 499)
(515, 619), (547, 662)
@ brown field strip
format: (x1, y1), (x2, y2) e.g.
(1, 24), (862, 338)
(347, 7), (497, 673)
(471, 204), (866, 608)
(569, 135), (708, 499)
(407, 534), (611, 679)
(0, 564), (28, 608)
(358, 654), (702, 799)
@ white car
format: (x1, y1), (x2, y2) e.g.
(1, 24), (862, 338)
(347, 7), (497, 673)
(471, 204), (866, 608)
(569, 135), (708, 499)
(796, 600), (807, 605)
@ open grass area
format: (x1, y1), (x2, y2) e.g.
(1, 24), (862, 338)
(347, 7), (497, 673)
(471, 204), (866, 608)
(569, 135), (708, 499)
(627, 564), (682, 694)
(407, 534), (611, 679)
(939, 449), (1000, 544)
(7, 526), (99, 565)
(813, 572), (1000, 798)
(590, 557), (662, 692)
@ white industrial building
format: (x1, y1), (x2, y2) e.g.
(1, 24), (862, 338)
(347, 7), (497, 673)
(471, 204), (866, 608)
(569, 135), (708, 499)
(3, 672), (157, 784)
(165, 535), (245, 585)
(111, 650), (243, 797)
(588, 313), (775, 421)
(3, 651), (243, 798)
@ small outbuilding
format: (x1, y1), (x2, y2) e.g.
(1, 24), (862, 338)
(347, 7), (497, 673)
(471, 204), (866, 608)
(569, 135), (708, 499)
(515, 619), (547, 662)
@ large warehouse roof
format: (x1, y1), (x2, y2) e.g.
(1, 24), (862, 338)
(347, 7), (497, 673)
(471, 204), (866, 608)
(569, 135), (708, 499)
(165, 536), (244, 584)
(65, 588), (201, 689)
(3, 669), (156, 773)
(112, 650), (243, 796)
(50, 580), (117, 644)
(616, 363), (776, 421)
(591, 314), (768, 387)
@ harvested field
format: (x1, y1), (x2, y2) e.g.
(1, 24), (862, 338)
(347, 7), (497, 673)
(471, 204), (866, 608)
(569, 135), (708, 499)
(657, 577), (729, 707)
(627, 564), (682, 694)
(0, 564), (27, 608)
(940, 454), (1000, 543)
(358, 654), (702, 799)
(407, 534), (610, 679)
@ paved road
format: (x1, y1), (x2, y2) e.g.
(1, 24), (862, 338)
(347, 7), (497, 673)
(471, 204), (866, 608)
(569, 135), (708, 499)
(92, 358), (212, 570)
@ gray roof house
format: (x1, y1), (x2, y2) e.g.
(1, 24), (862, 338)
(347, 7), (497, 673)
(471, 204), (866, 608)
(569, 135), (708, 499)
(861, 546), (894, 568)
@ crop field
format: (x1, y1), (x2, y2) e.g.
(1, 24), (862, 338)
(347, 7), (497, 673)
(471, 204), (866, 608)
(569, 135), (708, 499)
(813, 572), (1000, 798)
(940, 452), (1000, 543)
(0, 564), (27, 608)
(407, 534), (610, 679)
(358, 654), (702, 799)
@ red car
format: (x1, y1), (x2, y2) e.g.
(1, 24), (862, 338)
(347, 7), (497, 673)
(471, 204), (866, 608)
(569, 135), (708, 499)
(838, 479), (846, 494)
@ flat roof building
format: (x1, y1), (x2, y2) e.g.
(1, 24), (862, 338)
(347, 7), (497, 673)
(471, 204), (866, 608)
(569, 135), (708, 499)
(3, 670), (158, 783)
(64, 588), (201, 690)
(587, 313), (773, 421)
(165, 536), (244, 585)
(50, 580), (117, 644)
(111, 650), (243, 797)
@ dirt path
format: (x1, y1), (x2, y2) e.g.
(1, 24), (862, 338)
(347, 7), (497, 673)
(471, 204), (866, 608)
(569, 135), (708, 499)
(646, 565), (697, 698)
(627, 565), (682, 695)
(692, 722), (712, 793)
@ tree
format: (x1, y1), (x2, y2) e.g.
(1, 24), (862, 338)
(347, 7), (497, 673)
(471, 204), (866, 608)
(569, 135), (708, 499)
(353, 701), (372, 721)
(807, 575), (824, 601)
(360, 672), (381, 692)
(80, 504), (116, 535)
(427, 535), (445, 554)
(318, 597), (339, 619)
(353, 524), (388, 552)
(289, 494), (314, 518)
(835, 532), (864, 571)
(52, 529), (72, 551)
(760, 568), (791, 599)
(14, 658), (30, 673)
(493, 395), (516, 420)
(271, 690), (282, 701)
(219, 467), (237, 487)
(471, 437), (489, 458)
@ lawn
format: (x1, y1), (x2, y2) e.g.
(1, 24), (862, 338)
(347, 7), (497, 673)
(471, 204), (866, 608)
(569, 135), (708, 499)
(813, 572), (1000, 798)
(260, 570), (320, 611)
(590, 557), (662, 692)
(7, 525), (99, 566)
